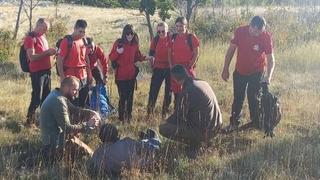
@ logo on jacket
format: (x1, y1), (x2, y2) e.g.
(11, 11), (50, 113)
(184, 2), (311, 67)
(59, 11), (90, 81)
(253, 44), (260, 51)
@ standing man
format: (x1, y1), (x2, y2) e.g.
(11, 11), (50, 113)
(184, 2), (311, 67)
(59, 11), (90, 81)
(57, 19), (92, 107)
(221, 16), (275, 131)
(159, 65), (222, 158)
(24, 18), (56, 127)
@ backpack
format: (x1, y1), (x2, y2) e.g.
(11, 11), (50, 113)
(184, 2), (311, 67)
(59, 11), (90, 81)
(257, 83), (282, 137)
(55, 35), (73, 76)
(19, 32), (36, 73)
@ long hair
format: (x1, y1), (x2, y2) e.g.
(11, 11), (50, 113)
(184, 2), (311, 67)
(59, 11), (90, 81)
(120, 24), (139, 45)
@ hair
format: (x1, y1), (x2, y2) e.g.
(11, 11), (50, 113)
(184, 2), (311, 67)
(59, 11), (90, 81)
(60, 76), (80, 88)
(74, 19), (87, 29)
(120, 24), (139, 44)
(175, 16), (188, 25)
(250, 16), (266, 30)
(171, 65), (189, 82)
(157, 21), (168, 30)
(99, 123), (119, 143)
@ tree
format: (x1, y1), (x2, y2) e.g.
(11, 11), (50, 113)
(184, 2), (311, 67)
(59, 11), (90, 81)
(13, 0), (24, 40)
(23, 0), (42, 32)
(53, 0), (63, 18)
(175, 0), (208, 24)
(139, 0), (174, 40)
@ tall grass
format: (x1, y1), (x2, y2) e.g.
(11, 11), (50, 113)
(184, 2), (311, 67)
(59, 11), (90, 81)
(0, 3), (320, 179)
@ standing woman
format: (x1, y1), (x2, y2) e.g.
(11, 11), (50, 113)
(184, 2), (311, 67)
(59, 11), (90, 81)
(168, 17), (200, 102)
(147, 22), (172, 118)
(109, 24), (146, 122)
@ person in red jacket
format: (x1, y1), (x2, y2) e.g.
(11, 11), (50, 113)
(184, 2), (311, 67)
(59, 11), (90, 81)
(109, 24), (148, 122)
(147, 22), (171, 118)
(24, 18), (56, 127)
(86, 37), (109, 84)
(168, 17), (200, 104)
(57, 19), (92, 107)
(221, 16), (275, 132)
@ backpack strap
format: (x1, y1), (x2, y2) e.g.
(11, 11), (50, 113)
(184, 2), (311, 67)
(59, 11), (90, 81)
(187, 33), (194, 51)
(149, 35), (159, 56)
(62, 35), (73, 62)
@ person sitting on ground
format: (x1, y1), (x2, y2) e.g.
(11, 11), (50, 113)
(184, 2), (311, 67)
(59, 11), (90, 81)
(39, 76), (100, 162)
(89, 123), (160, 177)
(159, 65), (222, 158)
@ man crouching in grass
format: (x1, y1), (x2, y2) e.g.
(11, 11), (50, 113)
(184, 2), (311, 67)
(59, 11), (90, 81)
(159, 65), (222, 158)
(39, 76), (100, 163)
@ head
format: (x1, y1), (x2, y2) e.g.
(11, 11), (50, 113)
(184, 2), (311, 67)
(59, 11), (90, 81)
(73, 19), (87, 39)
(175, 17), (188, 34)
(171, 65), (189, 84)
(86, 37), (95, 55)
(156, 22), (168, 38)
(34, 18), (49, 35)
(249, 16), (266, 37)
(99, 123), (119, 144)
(121, 24), (139, 44)
(60, 76), (80, 101)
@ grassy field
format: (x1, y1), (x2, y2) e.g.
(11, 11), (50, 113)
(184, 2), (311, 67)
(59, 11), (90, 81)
(0, 3), (320, 179)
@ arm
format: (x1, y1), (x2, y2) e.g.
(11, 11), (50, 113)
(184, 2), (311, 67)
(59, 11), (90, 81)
(134, 47), (146, 62)
(57, 39), (69, 81)
(57, 55), (65, 81)
(168, 48), (172, 68)
(265, 53), (275, 84)
(109, 41), (120, 61)
(86, 55), (93, 85)
(189, 34), (200, 67)
(68, 101), (99, 124)
(221, 43), (237, 82)
(189, 46), (199, 67)
(26, 48), (55, 62)
(172, 92), (188, 124)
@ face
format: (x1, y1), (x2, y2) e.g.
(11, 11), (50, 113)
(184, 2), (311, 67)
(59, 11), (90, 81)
(249, 25), (265, 37)
(65, 82), (80, 101)
(157, 26), (167, 38)
(74, 27), (86, 39)
(87, 42), (95, 55)
(38, 22), (49, 35)
(125, 31), (134, 42)
(175, 22), (186, 34)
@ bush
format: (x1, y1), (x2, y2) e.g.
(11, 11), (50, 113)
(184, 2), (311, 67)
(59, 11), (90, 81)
(0, 29), (15, 63)
(47, 18), (68, 47)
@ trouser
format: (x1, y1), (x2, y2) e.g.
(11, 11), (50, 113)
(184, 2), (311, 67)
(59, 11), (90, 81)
(159, 117), (219, 148)
(27, 69), (51, 121)
(115, 79), (135, 121)
(91, 66), (104, 84)
(72, 78), (89, 108)
(147, 68), (171, 115)
(230, 71), (263, 125)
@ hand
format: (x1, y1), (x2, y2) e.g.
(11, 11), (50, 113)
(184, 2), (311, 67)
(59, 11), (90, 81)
(47, 48), (57, 56)
(116, 47), (124, 54)
(147, 56), (155, 67)
(221, 68), (229, 82)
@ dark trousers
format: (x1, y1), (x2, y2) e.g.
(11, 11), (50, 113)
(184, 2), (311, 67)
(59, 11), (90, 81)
(147, 68), (171, 115)
(27, 69), (51, 118)
(115, 79), (135, 121)
(72, 78), (89, 108)
(230, 71), (263, 125)
(92, 66), (104, 84)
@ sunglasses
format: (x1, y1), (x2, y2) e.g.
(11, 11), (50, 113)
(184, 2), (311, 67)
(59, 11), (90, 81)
(157, 30), (165, 34)
(126, 32), (134, 36)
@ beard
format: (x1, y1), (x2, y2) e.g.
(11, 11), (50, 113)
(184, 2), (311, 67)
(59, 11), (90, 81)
(66, 93), (76, 101)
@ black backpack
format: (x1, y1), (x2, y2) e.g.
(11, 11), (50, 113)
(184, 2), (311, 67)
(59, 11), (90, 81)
(55, 35), (73, 76)
(19, 32), (36, 73)
(257, 83), (282, 137)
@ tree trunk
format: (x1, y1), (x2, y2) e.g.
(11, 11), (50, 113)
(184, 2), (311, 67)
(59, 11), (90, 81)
(29, 0), (33, 32)
(145, 11), (154, 40)
(13, 0), (24, 40)
(186, 0), (193, 25)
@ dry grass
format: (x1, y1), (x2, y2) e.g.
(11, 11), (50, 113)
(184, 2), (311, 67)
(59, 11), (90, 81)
(0, 3), (320, 179)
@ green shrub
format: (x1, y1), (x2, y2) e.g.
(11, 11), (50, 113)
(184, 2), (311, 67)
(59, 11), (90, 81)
(47, 18), (68, 47)
(0, 29), (15, 63)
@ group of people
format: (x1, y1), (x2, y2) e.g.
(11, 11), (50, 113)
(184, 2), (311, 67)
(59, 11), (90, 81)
(22, 14), (275, 175)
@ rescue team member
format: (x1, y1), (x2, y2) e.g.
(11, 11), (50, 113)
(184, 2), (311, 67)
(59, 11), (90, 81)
(86, 37), (109, 85)
(24, 18), (56, 127)
(168, 16), (200, 104)
(57, 19), (93, 107)
(109, 24), (151, 122)
(147, 22), (171, 118)
(221, 16), (275, 132)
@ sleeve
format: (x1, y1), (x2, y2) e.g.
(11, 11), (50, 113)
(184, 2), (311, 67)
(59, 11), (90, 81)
(230, 27), (240, 46)
(109, 41), (120, 61)
(24, 36), (34, 50)
(191, 34), (200, 48)
(96, 46), (108, 75)
(54, 98), (85, 133)
(58, 38), (68, 59)
(134, 45), (146, 62)
(172, 91), (188, 124)
(264, 32), (273, 54)
(148, 38), (156, 56)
